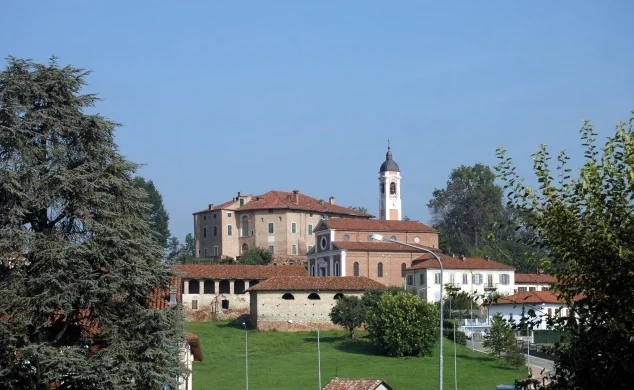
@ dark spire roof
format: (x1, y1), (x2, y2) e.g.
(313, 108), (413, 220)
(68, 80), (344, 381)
(379, 142), (400, 172)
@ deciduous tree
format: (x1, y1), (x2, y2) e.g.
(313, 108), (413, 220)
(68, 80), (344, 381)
(329, 296), (364, 339)
(496, 112), (634, 389)
(0, 57), (183, 389)
(240, 247), (274, 265)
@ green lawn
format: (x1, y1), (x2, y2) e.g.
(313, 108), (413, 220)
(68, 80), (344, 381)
(186, 321), (526, 390)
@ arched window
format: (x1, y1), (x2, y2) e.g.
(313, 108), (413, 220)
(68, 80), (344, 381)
(241, 216), (249, 237)
(334, 262), (340, 276)
(390, 236), (397, 241)
(242, 243), (249, 253)
(249, 280), (259, 287)
(380, 183), (385, 193)
(390, 182), (396, 195)
(378, 262), (384, 277)
(401, 262), (407, 277)
(343, 234), (350, 241)
(203, 280), (214, 294)
(282, 293), (295, 300)
(189, 280), (200, 294)
(353, 262), (359, 277)
(334, 293), (344, 300)
(234, 280), (245, 294)
(308, 293), (321, 300)
(219, 280), (230, 294)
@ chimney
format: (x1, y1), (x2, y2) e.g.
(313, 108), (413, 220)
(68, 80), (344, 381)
(292, 190), (299, 204)
(329, 196), (335, 205)
(168, 285), (177, 305)
(459, 254), (465, 261)
(208, 204), (213, 210)
(485, 255), (490, 261)
(237, 191), (242, 197)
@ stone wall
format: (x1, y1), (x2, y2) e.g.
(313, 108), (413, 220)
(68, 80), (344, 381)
(250, 290), (364, 331)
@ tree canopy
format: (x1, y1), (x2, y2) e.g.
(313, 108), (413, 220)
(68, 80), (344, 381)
(239, 247), (273, 265)
(0, 57), (183, 389)
(496, 112), (634, 389)
(132, 176), (170, 250)
(329, 295), (364, 340)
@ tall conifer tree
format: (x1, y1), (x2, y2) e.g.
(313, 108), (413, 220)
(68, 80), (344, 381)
(0, 57), (183, 389)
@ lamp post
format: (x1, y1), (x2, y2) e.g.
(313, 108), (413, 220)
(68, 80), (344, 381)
(371, 233), (443, 390)
(288, 319), (321, 390)
(242, 322), (249, 390)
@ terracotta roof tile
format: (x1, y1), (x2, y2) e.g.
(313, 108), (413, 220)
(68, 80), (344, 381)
(322, 218), (436, 233)
(495, 290), (563, 305)
(333, 241), (438, 253)
(407, 254), (515, 270)
(245, 276), (386, 292)
(323, 378), (393, 390)
(173, 264), (308, 280)
(514, 273), (557, 284)
(194, 199), (239, 214)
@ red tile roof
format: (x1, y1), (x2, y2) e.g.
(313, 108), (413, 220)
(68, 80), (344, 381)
(173, 264), (308, 280)
(323, 378), (393, 390)
(195, 190), (374, 217)
(194, 199), (238, 213)
(514, 273), (557, 284)
(406, 254), (515, 270)
(494, 290), (563, 305)
(333, 241), (438, 253)
(245, 276), (386, 292)
(321, 218), (436, 233)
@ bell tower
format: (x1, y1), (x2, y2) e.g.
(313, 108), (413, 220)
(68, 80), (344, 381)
(378, 142), (402, 220)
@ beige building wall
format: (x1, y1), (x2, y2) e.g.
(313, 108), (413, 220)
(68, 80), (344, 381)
(250, 290), (365, 331)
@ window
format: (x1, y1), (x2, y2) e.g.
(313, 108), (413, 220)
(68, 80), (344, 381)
(221, 299), (229, 309)
(462, 273), (468, 284)
(203, 280), (214, 294)
(380, 183), (385, 193)
(487, 274), (494, 285)
(353, 262), (359, 277)
(268, 209), (274, 213)
(547, 308), (553, 317)
(391, 236), (397, 241)
(213, 226), (218, 237)
(239, 198), (244, 206)
(213, 246), (218, 256)
(449, 273), (455, 284)
(234, 280), (245, 294)
(203, 215), (207, 220)
(308, 293), (321, 300)
(292, 245), (297, 255)
(192, 300), (198, 310)
(500, 274), (510, 285)
(367, 235), (373, 241)
(378, 262), (383, 277)
(343, 234), (350, 241)
(401, 263), (407, 277)
(282, 293), (295, 300)
(203, 227), (207, 238)
(189, 280), (200, 294)
(241, 216), (249, 237)
(434, 273), (441, 284)
(472, 273), (483, 285)
(308, 224), (313, 235)
(291, 222), (297, 234)
(334, 262), (339, 276)
(407, 275), (414, 285)
(541, 286), (550, 291)
(518, 287), (528, 292)
(320, 236), (328, 250)
(268, 222), (274, 234)
(213, 213), (217, 219)
(219, 280), (230, 294)
(529, 287), (536, 291)
(419, 274), (425, 285)
(268, 246), (274, 254)
(311, 265), (316, 276)
(334, 293), (344, 300)
(203, 248), (207, 257)
(308, 245), (314, 253)
(227, 225), (232, 236)
(390, 182), (396, 195)
(227, 212), (232, 217)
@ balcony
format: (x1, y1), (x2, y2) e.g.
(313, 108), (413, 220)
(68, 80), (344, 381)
(483, 283), (498, 291)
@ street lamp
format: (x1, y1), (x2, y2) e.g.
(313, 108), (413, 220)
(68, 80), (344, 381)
(370, 233), (444, 390)
(242, 322), (249, 390)
(288, 319), (321, 390)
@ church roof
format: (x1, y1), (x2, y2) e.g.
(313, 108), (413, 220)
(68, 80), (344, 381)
(317, 218), (437, 233)
(379, 145), (400, 173)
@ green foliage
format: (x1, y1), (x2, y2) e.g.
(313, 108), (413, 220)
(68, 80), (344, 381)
(349, 205), (368, 213)
(0, 57), (183, 389)
(365, 292), (439, 357)
(443, 329), (467, 345)
(505, 343), (526, 368)
(329, 296), (364, 339)
(239, 247), (274, 265)
(495, 112), (634, 389)
(132, 176), (170, 250)
(483, 313), (515, 359)
(166, 232), (196, 264)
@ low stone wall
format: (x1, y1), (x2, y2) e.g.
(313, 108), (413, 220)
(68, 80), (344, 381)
(256, 320), (345, 332)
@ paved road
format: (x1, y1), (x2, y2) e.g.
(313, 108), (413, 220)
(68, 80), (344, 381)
(468, 340), (554, 377)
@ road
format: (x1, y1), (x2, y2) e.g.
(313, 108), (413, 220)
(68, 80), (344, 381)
(468, 340), (554, 378)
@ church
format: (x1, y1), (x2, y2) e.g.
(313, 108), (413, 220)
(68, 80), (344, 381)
(306, 145), (441, 287)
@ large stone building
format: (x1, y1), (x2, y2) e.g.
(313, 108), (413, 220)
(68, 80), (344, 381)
(192, 190), (373, 261)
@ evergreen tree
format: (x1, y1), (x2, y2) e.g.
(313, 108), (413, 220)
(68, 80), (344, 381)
(483, 313), (514, 358)
(133, 176), (170, 250)
(0, 57), (183, 389)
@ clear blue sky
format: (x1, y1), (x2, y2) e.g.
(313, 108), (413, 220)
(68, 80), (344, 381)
(3, 1), (633, 241)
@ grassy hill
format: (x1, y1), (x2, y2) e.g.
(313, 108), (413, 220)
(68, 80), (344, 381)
(186, 321), (526, 389)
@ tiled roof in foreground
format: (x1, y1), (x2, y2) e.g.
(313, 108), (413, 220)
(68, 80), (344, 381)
(323, 378), (393, 390)
(245, 276), (386, 292)
(514, 273), (557, 284)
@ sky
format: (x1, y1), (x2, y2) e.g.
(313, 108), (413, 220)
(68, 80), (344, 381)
(2, 1), (633, 241)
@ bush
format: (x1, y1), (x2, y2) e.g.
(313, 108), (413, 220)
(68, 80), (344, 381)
(443, 329), (467, 345)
